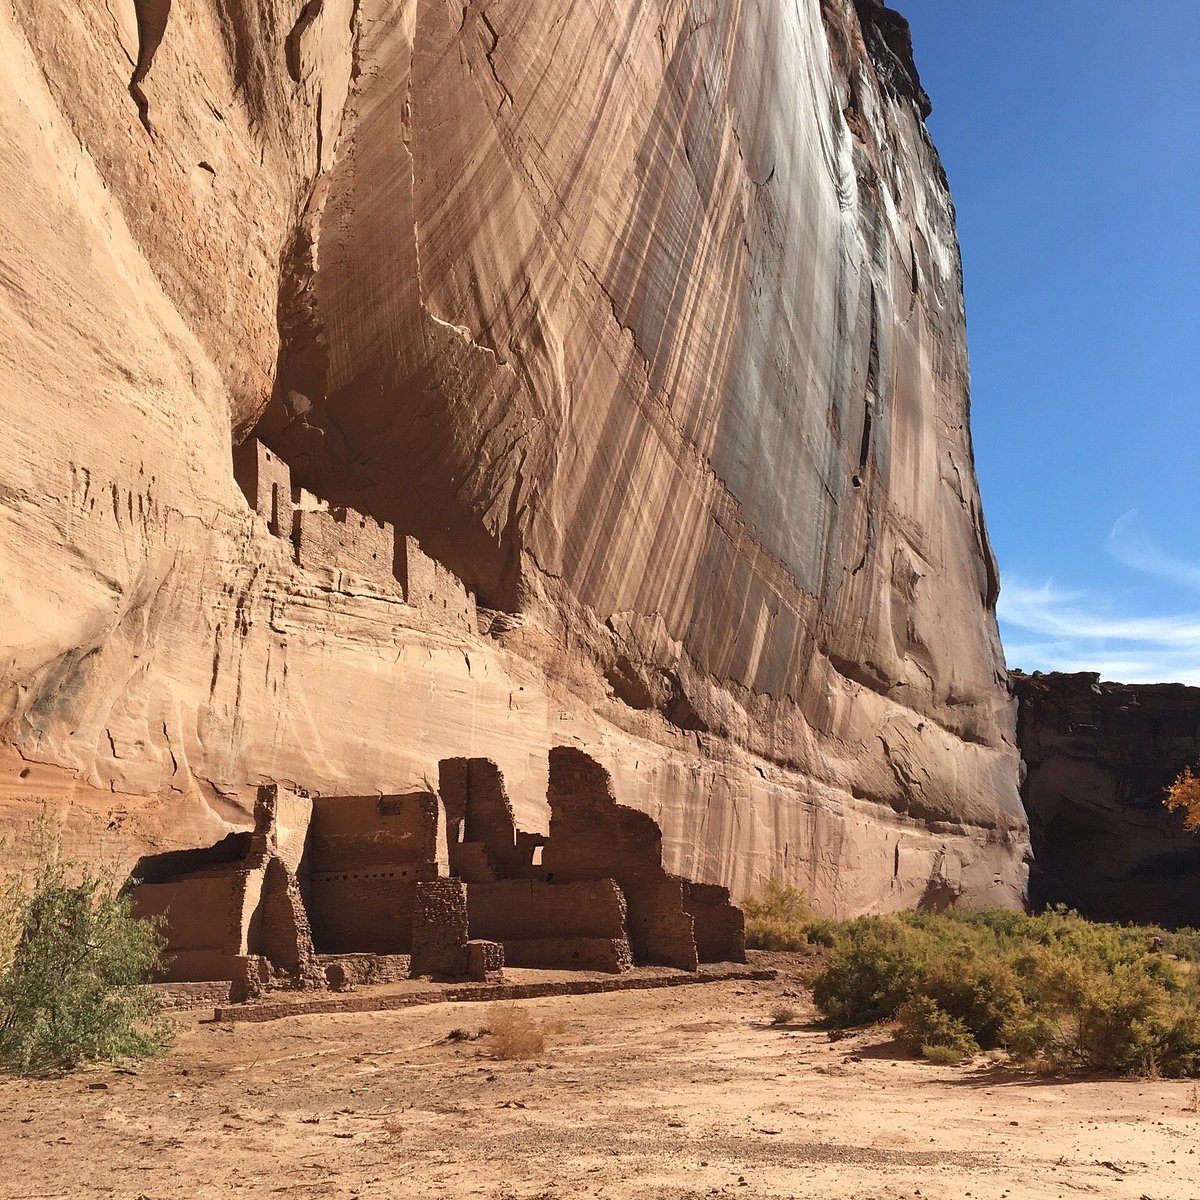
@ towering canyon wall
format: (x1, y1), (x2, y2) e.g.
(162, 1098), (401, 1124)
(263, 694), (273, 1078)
(0, 0), (1027, 912)
(1015, 672), (1200, 927)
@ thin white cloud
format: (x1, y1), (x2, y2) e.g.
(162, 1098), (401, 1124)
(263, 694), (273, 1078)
(998, 574), (1200, 686)
(1106, 510), (1200, 590)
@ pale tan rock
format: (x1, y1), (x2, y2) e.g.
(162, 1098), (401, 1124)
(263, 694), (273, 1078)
(0, 0), (1028, 912)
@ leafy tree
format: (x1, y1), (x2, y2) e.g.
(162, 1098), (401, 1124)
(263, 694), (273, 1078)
(1165, 767), (1200, 832)
(0, 829), (173, 1075)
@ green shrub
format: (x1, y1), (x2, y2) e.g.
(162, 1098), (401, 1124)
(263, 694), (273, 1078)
(806, 905), (1200, 1077)
(742, 877), (813, 950)
(896, 995), (979, 1063)
(810, 917), (930, 1026)
(0, 842), (173, 1076)
(918, 952), (1024, 1050)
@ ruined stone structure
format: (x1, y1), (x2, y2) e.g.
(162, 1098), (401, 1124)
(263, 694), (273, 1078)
(233, 439), (293, 540)
(303, 791), (443, 954)
(2, 1), (1028, 917)
(131, 748), (743, 995)
(1015, 672), (1200, 927)
(233, 438), (477, 629)
(292, 493), (399, 594)
(545, 748), (712, 970)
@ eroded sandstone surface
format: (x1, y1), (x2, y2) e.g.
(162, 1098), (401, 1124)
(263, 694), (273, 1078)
(1015, 671), (1200, 926)
(0, 1), (1027, 911)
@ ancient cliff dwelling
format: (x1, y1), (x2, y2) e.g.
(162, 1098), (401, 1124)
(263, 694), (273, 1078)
(129, 747), (744, 999)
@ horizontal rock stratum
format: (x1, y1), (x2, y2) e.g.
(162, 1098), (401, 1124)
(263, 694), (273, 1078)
(0, 0), (1028, 911)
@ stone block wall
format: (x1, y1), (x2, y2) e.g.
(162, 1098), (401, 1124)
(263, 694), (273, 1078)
(304, 792), (441, 954)
(465, 879), (627, 940)
(410, 879), (471, 978)
(130, 872), (247, 982)
(440, 757), (542, 881)
(233, 438), (293, 538)
(543, 746), (698, 970)
(397, 535), (476, 630)
(293, 498), (398, 591)
(683, 881), (746, 963)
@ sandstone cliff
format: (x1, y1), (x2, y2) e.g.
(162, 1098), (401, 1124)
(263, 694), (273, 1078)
(0, 0), (1027, 911)
(1015, 672), (1200, 927)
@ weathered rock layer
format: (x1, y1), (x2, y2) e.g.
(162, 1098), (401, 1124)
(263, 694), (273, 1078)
(1015, 672), (1200, 927)
(0, 1), (1027, 911)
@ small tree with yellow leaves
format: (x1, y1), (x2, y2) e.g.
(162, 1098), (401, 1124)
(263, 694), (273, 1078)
(1165, 767), (1200, 833)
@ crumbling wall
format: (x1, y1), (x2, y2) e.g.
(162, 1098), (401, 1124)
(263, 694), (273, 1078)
(130, 871), (247, 982)
(410, 879), (471, 978)
(439, 757), (541, 882)
(233, 438), (293, 539)
(293, 493), (398, 591)
(248, 856), (318, 978)
(683, 882), (746, 964)
(304, 792), (441, 954)
(466, 878), (633, 972)
(397, 536), (476, 631)
(543, 747), (698, 970)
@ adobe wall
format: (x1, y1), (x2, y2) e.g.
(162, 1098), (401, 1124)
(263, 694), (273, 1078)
(304, 791), (441, 954)
(248, 856), (318, 977)
(683, 882), (746, 964)
(233, 438), (293, 539)
(410, 879), (471, 978)
(131, 872), (246, 982)
(293, 498), (398, 592)
(440, 757), (542, 881)
(543, 746), (698, 970)
(397, 536), (476, 631)
(466, 878), (632, 973)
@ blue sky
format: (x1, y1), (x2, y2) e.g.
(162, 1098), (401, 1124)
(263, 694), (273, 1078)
(899, 1), (1200, 683)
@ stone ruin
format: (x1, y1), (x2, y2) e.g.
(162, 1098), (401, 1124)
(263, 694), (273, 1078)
(129, 748), (745, 1000)
(233, 437), (475, 632)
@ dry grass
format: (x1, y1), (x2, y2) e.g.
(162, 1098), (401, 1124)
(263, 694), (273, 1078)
(768, 1004), (799, 1026)
(486, 1002), (547, 1060)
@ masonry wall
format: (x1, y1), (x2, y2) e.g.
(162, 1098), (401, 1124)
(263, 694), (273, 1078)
(410, 879), (471, 978)
(466, 878), (632, 972)
(131, 873), (245, 981)
(543, 746), (698, 970)
(233, 438), (293, 538)
(304, 792), (440, 954)
(683, 882), (746, 964)
(397, 536), (476, 631)
(440, 757), (542, 881)
(293, 502), (398, 591)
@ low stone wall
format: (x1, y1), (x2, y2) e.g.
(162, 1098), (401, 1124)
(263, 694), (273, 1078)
(213, 967), (777, 1023)
(501, 937), (632, 973)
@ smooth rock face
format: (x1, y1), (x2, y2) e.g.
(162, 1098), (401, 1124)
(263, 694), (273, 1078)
(0, 1), (1027, 911)
(1015, 672), (1200, 927)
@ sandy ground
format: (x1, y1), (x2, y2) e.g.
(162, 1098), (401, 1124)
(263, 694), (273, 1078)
(3, 956), (1199, 1200)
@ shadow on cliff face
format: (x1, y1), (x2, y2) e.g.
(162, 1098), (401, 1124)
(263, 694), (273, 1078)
(1015, 672), (1200, 929)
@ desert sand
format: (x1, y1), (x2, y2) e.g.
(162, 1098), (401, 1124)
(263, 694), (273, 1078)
(3, 957), (1196, 1200)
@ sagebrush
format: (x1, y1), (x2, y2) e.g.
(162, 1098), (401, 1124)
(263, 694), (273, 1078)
(810, 907), (1200, 1076)
(0, 834), (173, 1075)
(486, 1002), (547, 1060)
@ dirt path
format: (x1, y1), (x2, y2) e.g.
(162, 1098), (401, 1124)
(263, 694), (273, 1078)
(3, 961), (1198, 1199)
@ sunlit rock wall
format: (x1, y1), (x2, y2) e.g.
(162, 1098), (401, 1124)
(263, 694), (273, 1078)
(0, 0), (1027, 912)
